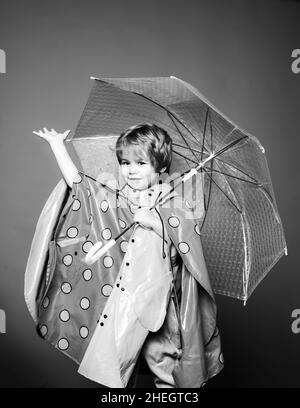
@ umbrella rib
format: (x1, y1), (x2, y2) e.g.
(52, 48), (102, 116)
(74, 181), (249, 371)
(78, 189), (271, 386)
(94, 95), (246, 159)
(172, 124), (238, 157)
(167, 112), (201, 163)
(173, 143), (257, 184)
(205, 168), (259, 185)
(173, 149), (199, 165)
(257, 185), (281, 223)
(199, 162), (214, 234)
(215, 157), (259, 183)
(209, 109), (214, 153)
(202, 167), (243, 213)
(204, 157), (214, 212)
(257, 184), (274, 203)
(212, 135), (248, 158)
(174, 136), (251, 181)
(133, 91), (205, 153)
(172, 142), (210, 156)
(201, 108), (210, 162)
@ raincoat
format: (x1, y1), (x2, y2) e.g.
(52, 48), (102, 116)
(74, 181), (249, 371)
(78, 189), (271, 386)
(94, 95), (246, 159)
(25, 171), (224, 388)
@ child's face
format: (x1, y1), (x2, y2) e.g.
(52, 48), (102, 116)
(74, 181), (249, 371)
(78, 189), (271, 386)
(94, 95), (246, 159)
(119, 146), (159, 190)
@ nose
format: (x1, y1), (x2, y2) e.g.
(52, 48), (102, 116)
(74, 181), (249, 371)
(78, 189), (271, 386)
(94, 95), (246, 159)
(128, 163), (138, 174)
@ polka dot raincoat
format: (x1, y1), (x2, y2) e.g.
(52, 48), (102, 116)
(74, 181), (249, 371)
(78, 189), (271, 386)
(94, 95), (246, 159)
(25, 172), (224, 387)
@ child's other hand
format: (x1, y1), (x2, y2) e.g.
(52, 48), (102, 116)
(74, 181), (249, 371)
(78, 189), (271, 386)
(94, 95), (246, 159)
(33, 127), (71, 146)
(133, 208), (160, 232)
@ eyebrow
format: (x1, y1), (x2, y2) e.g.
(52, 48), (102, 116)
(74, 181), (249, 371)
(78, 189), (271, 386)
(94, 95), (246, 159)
(120, 157), (149, 162)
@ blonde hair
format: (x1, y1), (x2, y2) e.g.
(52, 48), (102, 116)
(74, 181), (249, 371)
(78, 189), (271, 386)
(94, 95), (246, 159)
(115, 123), (172, 173)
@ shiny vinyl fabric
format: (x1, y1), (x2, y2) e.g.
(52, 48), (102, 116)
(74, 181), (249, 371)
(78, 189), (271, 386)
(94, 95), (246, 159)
(25, 172), (223, 387)
(69, 76), (287, 302)
(78, 224), (173, 387)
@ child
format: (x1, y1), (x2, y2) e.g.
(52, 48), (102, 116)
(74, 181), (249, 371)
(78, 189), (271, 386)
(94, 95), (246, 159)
(27, 123), (223, 388)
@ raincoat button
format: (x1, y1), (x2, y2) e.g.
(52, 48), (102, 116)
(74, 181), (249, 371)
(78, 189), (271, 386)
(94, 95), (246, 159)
(131, 239), (135, 243)
(116, 283), (120, 287)
(100, 322), (104, 326)
(121, 288), (125, 291)
(126, 262), (130, 266)
(104, 314), (107, 318)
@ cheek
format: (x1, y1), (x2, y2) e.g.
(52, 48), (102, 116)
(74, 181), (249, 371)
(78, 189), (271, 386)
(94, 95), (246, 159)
(141, 167), (151, 177)
(120, 166), (128, 178)
(144, 168), (157, 180)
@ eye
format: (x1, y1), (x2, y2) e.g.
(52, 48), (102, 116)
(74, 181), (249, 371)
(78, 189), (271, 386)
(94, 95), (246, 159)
(121, 161), (129, 166)
(138, 161), (146, 165)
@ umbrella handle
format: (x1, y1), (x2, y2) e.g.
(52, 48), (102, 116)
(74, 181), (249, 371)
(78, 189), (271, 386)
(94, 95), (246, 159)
(84, 239), (116, 265)
(84, 221), (137, 264)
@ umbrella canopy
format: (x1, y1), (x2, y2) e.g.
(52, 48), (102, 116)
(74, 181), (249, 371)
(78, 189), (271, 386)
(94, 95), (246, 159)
(68, 76), (287, 302)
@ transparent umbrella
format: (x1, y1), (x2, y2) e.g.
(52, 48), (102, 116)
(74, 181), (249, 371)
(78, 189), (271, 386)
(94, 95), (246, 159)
(67, 75), (287, 303)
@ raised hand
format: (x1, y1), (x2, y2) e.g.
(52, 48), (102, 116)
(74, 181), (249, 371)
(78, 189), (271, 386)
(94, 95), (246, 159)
(32, 127), (77, 188)
(33, 127), (71, 146)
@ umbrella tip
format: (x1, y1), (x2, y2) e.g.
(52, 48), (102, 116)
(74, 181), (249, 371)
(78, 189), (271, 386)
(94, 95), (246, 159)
(285, 246), (288, 256)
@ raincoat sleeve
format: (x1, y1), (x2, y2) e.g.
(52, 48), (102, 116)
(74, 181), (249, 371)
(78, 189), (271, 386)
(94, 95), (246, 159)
(24, 173), (93, 325)
(24, 179), (69, 323)
(25, 171), (131, 364)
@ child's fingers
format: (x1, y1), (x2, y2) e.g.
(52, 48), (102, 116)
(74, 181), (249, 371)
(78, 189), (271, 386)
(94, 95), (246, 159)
(33, 128), (70, 139)
(63, 129), (71, 138)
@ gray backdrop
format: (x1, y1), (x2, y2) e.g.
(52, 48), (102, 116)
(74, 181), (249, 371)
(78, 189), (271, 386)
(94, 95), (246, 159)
(0, 0), (299, 388)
